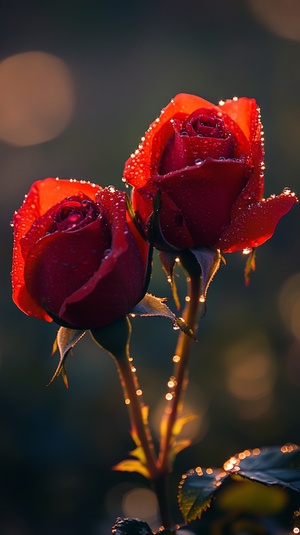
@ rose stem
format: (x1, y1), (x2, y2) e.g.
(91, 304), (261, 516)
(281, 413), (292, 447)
(158, 269), (202, 475)
(114, 345), (159, 481)
(114, 331), (175, 529)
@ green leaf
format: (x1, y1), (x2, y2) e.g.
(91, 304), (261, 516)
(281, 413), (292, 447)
(113, 459), (150, 479)
(223, 444), (300, 492)
(111, 516), (153, 535)
(131, 293), (194, 338)
(178, 467), (228, 522)
(129, 446), (147, 465)
(49, 327), (86, 387)
(178, 444), (300, 525)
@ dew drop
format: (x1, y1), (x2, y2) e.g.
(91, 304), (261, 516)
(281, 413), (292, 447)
(125, 398), (131, 405)
(167, 376), (177, 388)
(185, 296), (191, 302)
(283, 187), (291, 195)
(173, 323), (180, 331)
(136, 389), (143, 396)
(195, 158), (203, 165)
(165, 393), (173, 401)
(242, 247), (252, 255)
(199, 295), (206, 303)
(173, 355), (180, 363)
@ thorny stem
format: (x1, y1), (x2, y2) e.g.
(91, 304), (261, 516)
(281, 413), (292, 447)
(112, 272), (202, 530)
(158, 271), (202, 475)
(115, 347), (178, 529)
(114, 345), (159, 481)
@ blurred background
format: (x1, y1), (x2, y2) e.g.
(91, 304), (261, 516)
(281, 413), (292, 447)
(1, 1), (300, 533)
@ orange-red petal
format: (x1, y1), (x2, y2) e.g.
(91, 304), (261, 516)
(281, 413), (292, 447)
(218, 190), (298, 253)
(12, 178), (102, 321)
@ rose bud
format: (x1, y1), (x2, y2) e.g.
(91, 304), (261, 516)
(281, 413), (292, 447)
(123, 93), (297, 252)
(12, 178), (149, 329)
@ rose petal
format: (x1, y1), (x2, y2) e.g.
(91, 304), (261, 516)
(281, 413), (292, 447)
(134, 158), (248, 249)
(221, 97), (262, 144)
(12, 178), (102, 321)
(60, 188), (147, 328)
(24, 216), (110, 318)
(159, 131), (236, 174)
(124, 94), (218, 187)
(218, 191), (298, 252)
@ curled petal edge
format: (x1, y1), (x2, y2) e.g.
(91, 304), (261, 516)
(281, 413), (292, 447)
(217, 190), (298, 253)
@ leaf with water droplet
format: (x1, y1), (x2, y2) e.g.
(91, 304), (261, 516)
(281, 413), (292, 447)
(49, 327), (86, 387)
(224, 444), (300, 492)
(178, 443), (300, 524)
(131, 293), (194, 337)
(178, 466), (228, 522)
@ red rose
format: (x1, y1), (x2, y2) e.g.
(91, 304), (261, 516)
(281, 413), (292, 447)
(123, 94), (297, 252)
(12, 178), (149, 329)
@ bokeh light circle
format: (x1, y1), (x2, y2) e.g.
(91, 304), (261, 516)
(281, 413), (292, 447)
(247, 0), (300, 41)
(0, 51), (75, 146)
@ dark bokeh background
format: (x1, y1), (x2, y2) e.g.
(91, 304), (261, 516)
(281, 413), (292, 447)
(1, 1), (300, 533)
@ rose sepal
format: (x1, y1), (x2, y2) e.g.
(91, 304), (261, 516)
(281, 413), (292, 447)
(186, 247), (222, 301)
(91, 316), (131, 359)
(50, 327), (86, 387)
(130, 293), (194, 338)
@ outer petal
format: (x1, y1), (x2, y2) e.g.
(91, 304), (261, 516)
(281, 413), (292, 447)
(217, 191), (298, 253)
(134, 158), (248, 249)
(12, 178), (102, 321)
(24, 216), (110, 318)
(221, 97), (262, 144)
(59, 188), (148, 329)
(124, 94), (218, 188)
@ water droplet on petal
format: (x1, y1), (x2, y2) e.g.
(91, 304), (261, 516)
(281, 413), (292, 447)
(283, 187), (291, 195)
